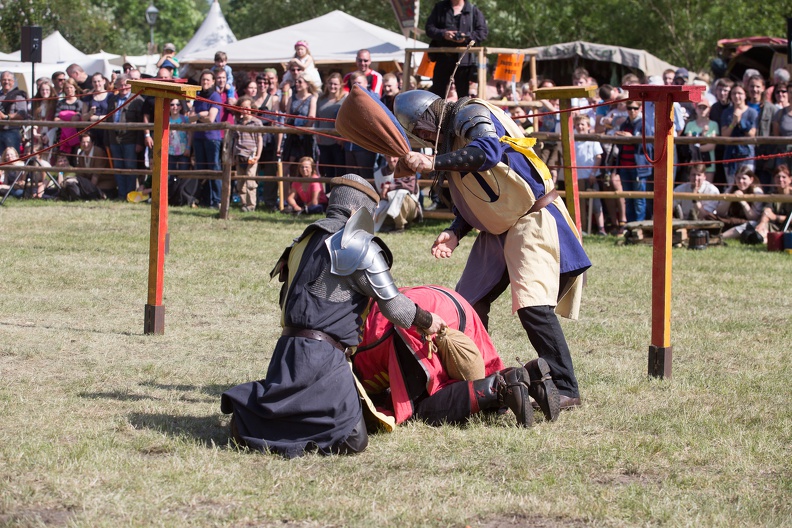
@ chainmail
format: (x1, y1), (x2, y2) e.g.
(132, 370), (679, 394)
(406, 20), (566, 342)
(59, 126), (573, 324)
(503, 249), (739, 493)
(302, 175), (378, 237)
(307, 263), (416, 328)
(427, 97), (471, 197)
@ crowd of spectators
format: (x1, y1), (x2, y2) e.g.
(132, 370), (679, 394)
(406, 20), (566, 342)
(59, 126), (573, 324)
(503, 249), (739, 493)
(502, 65), (792, 238)
(0, 39), (789, 239)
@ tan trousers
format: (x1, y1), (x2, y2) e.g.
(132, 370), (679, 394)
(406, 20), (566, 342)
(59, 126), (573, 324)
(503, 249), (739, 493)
(235, 160), (258, 210)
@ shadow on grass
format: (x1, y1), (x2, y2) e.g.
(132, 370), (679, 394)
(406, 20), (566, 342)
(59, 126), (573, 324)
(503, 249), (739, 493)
(79, 391), (160, 401)
(0, 320), (139, 337)
(128, 411), (230, 448)
(138, 381), (233, 397)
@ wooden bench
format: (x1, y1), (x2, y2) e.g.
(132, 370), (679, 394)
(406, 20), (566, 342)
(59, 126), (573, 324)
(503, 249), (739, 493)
(622, 219), (724, 248)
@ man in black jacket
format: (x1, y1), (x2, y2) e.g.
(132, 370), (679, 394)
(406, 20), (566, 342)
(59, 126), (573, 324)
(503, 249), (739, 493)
(425, 0), (488, 98)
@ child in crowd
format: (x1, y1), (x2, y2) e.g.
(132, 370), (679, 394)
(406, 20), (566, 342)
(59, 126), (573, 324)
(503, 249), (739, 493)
(233, 96), (264, 213)
(572, 115), (605, 234)
(212, 51), (234, 88)
(281, 41), (322, 93)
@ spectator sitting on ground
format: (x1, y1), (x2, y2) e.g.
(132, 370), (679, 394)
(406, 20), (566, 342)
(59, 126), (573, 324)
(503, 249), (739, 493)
(716, 165), (764, 238)
(673, 163), (720, 220)
(74, 133), (113, 199)
(0, 146), (25, 197)
(56, 150), (106, 201)
(372, 154), (422, 233)
(284, 156), (327, 214)
(755, 164), (792, 240)
(212, 51), (234, 88)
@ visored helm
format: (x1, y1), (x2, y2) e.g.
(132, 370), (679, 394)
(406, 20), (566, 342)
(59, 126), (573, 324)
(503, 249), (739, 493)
(393, 90), (440, 135)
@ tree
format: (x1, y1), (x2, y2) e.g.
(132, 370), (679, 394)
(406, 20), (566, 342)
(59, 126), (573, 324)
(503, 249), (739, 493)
(0, 0), (207, 56)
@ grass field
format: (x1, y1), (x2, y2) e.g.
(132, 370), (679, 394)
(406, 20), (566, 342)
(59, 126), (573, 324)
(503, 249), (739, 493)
(1, 201), (790, 527)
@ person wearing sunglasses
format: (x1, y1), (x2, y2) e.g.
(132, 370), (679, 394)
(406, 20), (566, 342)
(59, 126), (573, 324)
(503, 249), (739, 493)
(615, 102), (651, 222)
(342, 49), (383, 96)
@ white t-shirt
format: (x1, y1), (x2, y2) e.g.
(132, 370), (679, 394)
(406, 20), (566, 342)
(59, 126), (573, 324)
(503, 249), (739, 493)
(573, 140), (604, 180)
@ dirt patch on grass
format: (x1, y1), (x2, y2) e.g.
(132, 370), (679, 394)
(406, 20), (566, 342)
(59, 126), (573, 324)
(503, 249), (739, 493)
(0, 507), (75, 527)
(473, 513), (588, 527)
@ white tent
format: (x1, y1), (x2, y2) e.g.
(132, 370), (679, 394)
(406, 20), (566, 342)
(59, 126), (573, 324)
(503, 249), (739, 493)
(179, 10), (426, 67)
(176, 0), (237, 61)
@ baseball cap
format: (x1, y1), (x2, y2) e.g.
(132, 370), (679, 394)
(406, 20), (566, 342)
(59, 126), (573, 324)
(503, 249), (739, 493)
(163, 43), (176, 52)
(674, 68), (689, 80)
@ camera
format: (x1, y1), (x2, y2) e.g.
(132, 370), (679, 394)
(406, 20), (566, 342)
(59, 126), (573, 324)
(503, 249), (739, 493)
(112, 70), (121, 74)
(454, 32), (466, 41)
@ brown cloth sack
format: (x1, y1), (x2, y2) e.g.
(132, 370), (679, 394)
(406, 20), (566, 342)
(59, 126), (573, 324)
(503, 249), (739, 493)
(335, 85), (417, 178)
(432, 327), (486, 381)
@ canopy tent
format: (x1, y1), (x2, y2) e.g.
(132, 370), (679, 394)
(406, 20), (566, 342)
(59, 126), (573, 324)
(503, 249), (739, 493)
(6, 31), (88, 63)
(176, 0), (237, 61)
(527, 41), (679, 86)
(0, 31), (116, 94)
(179, 9), (426, 68)
(715, 37), (789, 82)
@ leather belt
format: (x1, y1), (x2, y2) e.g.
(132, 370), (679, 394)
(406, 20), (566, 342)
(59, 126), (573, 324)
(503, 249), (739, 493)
(281, 327), (346, 352)
(526, 189), (559, 215)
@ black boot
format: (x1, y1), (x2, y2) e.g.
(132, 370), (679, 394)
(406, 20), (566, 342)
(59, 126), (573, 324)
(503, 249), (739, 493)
(524, 358), (560, 422)
(472, 368), (533, 427)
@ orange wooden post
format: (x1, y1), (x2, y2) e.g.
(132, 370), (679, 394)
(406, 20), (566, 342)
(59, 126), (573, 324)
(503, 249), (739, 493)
(624, 84), (704, 379)
(129, 80), (200, 335)
(533, 85), (597, 235)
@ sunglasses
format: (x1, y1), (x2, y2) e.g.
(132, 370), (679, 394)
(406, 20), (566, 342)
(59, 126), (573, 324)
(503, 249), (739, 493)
(626, 106), (640, 110)
(290, 68), (303, 72)
(777, 90), (788, 94)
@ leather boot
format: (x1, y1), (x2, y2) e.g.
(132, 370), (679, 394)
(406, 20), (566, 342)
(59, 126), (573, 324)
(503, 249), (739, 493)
(523, 358), (560, 422)
(472, 368), (533, 427)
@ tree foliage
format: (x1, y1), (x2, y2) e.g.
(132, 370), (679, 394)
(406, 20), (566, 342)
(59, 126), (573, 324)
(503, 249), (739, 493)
(0, 0), (206, 55)
(0, 0), (788, 73)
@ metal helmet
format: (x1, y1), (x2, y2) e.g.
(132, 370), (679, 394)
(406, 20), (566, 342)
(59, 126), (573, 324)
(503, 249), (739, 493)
(393, 90), (440, 135)
(328, 174), (379, 217)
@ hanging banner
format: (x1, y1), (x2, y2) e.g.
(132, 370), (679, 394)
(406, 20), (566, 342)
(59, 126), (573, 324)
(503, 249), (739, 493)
(493, 53), (525, 82)
(389, 0), (420, 38)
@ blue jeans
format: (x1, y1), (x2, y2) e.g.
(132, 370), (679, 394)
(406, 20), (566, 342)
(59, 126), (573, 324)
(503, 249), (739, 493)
(193, 138), (221, 207)
(619, 167), (648, 222)
(0, 128), (21, 152)
(109, 142), (139, 199)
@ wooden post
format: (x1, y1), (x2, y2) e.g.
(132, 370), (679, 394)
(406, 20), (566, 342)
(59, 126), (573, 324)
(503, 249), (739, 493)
(129, 80), (200, 335)
(529, 54), (537, 89)
(219, 134), (233, 219)
(624, 84), (704, 379)
(405, 49), (413, 91)
(532, 85), (598, 235)
(277, 158), (285, 211)
(477, 47), (487, 98)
